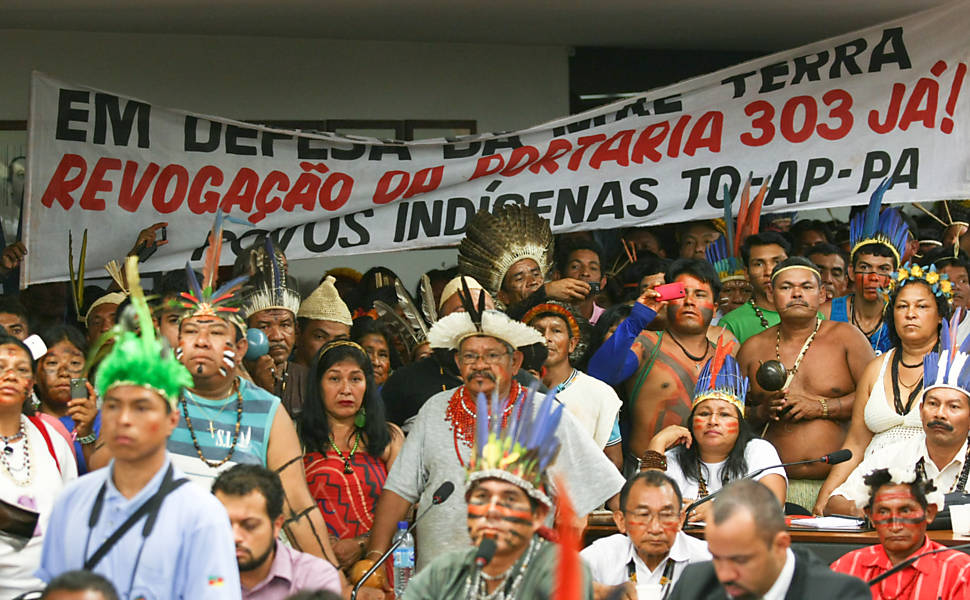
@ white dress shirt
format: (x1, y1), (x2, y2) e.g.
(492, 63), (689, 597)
(762, 548), (796, 600)
(831, 433), (969, 504)
(580, 531), (711, 589)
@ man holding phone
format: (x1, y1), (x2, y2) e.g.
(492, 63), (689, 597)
(555, 240), (608, 324)
(588, 259), (722, 475)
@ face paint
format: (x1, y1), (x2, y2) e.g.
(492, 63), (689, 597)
(222, 349), (235, 370)
(693, 416), (705, 430)
(175, 348), (184, 360)
(466, 501), (535, 525)
(724, 420), (739, 434)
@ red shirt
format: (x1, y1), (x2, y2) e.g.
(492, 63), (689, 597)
(830, 536), (970, 600)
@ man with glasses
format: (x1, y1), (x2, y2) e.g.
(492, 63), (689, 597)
(359, 301), (623, 572)
(582, 471), (709, 600)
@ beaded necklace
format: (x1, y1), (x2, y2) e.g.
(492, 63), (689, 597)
(446, 381), (522, 466)
(775, 318), (822, 383)
(554, 369), (578, 394)
(890, 351), (922, 416)
(461, 537), (541, 600)
(915, 443), (970, 493)
(180, 379), (244, 468)
(328, 430), (361, 474)
(0, 416), (30, 487)
(748, 299), (770, 329)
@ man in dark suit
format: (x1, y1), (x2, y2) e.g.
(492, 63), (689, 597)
(669, 479), (869, 599)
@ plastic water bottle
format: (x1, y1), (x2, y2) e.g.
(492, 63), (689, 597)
(392, 521), (415, 596)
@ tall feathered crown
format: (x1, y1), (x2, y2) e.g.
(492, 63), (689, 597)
(180, 210), (249, 327)
(468, 383), (563, 508)
(93, 257), (194, 406)
(692, 337), (747, 415)
(242, 237), (301, 319)
(849, 178), (910, 265)
(706, 177), (768, 283)
(457, 205), (553, 297)
(923, 308), (970, 395)
(373, 278), (433, 360)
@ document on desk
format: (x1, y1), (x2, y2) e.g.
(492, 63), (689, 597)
(789, 516), (866, 529)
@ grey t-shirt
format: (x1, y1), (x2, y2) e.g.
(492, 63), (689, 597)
(384, 387), (625, 569)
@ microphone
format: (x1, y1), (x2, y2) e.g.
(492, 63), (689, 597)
(351, 481), (455, 600)
(682, 450), (852, 524)
(474, 536), (498, 568)
(868, 542), (970, 585)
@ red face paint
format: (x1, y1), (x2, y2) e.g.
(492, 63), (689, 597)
(693, 416), (705, 431)
(467, 501), (534, 525)
(724, 421), (739, 434)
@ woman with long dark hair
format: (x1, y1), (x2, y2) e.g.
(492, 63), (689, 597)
(300, 340), (403, 570)
(642, 341), (786, 521)
(815, 264), (950, 515)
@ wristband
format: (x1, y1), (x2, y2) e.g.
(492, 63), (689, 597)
(818, 398), (829, 419)
(78, 432), (97, 445)
(639, 450), (667, 471)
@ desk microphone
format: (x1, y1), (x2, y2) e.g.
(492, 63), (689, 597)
(351, 481), (455, 600)
(869, 541), (970, 585)
(474, 536), (498, 568)
(683, 450), (852, 524)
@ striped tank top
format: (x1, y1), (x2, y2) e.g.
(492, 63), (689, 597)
(168, 377), (280, 487)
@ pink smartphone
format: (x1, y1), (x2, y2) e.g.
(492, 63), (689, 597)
(654, 282), (686, 302)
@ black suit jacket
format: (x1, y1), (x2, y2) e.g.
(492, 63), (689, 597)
(668, 547), (870, 600)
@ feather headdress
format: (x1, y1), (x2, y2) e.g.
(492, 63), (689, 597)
(706, 177), (769, 283)
(428, 308), (544, 351)
(373, 279), (434, 360)
(93, 257), (193, 407)
(179, 210), (249, 327)
(849, 178), (909, 265)
(457, 205), (553, 298)
(468, 383), (563, 508)
(692, 337), (747, 414)
(242, 237), (301, 318)
(521, 301), (589, 365)
(923, 308), (970, 396)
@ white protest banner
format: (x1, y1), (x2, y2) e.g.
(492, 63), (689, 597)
(24, 2), (970, 284)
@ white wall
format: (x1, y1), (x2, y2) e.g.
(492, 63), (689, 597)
(0, 29), (570, 288)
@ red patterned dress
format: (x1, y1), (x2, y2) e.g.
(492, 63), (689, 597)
(304, 449), (388, 538)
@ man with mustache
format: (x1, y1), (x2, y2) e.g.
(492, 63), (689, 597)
(824, 320), (970, 515)
(213, 464), (341, 599)
(243, 272), (307, 420)
(588, 259), (724, 475)
(740, 257), (873, 510)
(831, 467), (970, 599)
(358, 302), (623, 573)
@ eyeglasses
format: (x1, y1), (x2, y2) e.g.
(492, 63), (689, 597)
(459, 351), (510, 365)
(624, 509), (680, 526)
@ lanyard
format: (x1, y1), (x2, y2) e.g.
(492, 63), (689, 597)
(627, 555), (676, 599)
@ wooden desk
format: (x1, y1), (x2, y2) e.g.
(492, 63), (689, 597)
(584, 511), (970, 563)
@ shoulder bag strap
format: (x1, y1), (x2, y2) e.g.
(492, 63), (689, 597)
(83, 465), (188, 571)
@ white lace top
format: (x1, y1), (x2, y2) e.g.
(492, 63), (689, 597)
(863, 350), (923, 458)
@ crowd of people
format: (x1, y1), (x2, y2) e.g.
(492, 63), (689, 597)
(1, 179), (970, 599)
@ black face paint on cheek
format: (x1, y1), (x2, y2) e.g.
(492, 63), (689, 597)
(699, 307), (714, 323)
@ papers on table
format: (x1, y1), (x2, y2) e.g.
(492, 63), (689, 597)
(789, 516), (866, 530)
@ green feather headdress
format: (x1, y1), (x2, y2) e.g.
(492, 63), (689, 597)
(93, 257), (193, 407)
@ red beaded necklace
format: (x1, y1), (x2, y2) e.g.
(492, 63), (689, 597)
(446, 381), (522, 466)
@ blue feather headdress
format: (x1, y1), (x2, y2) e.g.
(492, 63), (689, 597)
(849, 178), (910, 265)
(707, 178), (767, 284)
(923, 308), (970, 395)
(467, 383), (563, 508)
(692, 337), (748, 415)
